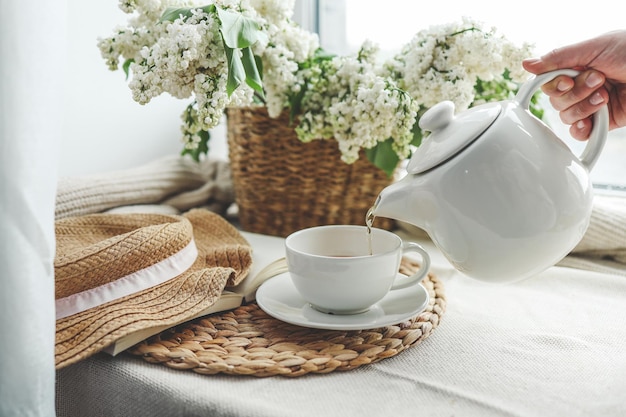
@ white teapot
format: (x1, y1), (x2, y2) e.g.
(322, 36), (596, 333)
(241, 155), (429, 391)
(373, 70), (609, 283)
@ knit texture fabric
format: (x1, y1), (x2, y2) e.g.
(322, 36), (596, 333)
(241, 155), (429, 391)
(56, 156), (234, 219)
(559, 194), (626, 275)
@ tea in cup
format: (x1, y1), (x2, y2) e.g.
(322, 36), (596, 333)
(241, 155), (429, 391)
(285, 225), (430, 315)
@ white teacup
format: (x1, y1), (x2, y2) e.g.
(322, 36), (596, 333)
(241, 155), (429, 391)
(285, 225), (430, 315)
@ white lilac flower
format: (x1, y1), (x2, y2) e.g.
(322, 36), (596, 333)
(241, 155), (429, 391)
(248, 0), (295, 24)
(101, 1), (260, 139)
(252, 8), (320, 118)
(384, 17), (532, 112)
(292, 42), (417, 165)
(180, 102), (204, 150)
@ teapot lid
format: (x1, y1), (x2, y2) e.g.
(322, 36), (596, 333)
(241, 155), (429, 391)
(406, 101), (501, 174)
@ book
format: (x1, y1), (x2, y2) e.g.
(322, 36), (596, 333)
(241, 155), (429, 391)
(103, 232), (287, 356)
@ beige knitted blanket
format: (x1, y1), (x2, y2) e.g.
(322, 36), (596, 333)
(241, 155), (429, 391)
(55, 156), (626, 276)
(558, 194), (626, 275)
(56, 156), (234, 220)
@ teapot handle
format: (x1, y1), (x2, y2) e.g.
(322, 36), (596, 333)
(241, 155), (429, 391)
(515, 69), (609, 171)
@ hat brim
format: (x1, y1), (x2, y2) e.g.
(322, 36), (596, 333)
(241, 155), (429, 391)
(55, 209), (252, 369)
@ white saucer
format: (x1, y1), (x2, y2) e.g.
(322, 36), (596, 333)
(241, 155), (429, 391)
(256, 272), (429, 331)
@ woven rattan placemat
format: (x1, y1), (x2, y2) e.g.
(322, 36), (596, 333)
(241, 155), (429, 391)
(129, 258), (446, 377)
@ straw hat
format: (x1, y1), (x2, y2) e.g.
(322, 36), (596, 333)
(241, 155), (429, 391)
(54, 209), (252, 369)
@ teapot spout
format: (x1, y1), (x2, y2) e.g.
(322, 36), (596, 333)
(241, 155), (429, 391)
(372, 175), (429, 230)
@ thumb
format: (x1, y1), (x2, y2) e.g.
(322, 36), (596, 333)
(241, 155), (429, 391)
(522, 57), (556, 74)
(523, 40), (596, 74)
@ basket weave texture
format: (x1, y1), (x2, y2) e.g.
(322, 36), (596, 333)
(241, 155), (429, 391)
(129, 258), (445, 377)
(226, 106), (395, 237)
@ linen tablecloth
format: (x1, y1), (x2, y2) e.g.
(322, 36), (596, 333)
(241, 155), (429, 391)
(56, 231), (626, 417)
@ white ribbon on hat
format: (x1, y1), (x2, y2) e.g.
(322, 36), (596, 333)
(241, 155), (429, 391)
(55, 238), (198, 320)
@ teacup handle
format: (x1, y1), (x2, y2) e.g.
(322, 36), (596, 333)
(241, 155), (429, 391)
(515, 69), (609, 171)
(390, 242), (431, 290)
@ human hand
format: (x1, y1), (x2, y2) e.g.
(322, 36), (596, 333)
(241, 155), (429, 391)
(523, 30), (626, 140)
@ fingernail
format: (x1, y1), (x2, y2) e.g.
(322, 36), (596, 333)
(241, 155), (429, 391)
(589, 92), (605, 106)
(523, 58), (540, 65)
(557, 80), (570, 92)
(585, 72), (603, 88)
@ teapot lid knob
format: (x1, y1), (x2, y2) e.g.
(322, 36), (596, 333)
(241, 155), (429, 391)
(419, 101), (455, 131)
(407, 101), (501, 174)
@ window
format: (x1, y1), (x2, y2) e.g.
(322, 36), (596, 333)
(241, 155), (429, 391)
(297, 0), (626, 191)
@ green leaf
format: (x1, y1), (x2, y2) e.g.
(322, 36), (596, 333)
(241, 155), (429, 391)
(365, 139), (400, 178)
(254, 53), (263, 79)
(288, 84), (306, 124)
(216, 7), (266, 48)
(223, 45), (246, 96)
(241, 47), (263, 96)
(160, 7), (194, 22)
(529, 91), (545, 120)
(313, 48), (336, 61)
(122, 58), (134, 80)
(410, 121), (423, 147)
(181, 129), (210, 162)
(213, 6), (265, 97)
(201, 4), (217, 14)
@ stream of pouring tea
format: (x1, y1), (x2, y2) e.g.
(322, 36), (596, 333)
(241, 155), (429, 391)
(366, 206), (375, 256)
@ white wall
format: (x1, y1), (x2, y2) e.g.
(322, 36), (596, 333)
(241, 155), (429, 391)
(61, 1), (227, 177)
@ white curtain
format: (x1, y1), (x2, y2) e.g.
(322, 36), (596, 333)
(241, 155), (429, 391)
(0, 0), (65, 415)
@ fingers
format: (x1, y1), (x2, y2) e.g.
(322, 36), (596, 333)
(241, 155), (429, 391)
(570, 118), (593, 141)
(548, 70), (607, 111)
(540, 75), (574, 101)
(534, 70), (608, 140)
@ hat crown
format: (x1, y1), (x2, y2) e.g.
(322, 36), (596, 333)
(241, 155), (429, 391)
(55, 214), (193, 299)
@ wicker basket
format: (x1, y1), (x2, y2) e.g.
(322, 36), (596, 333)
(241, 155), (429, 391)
(226, 106), (395, 237)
